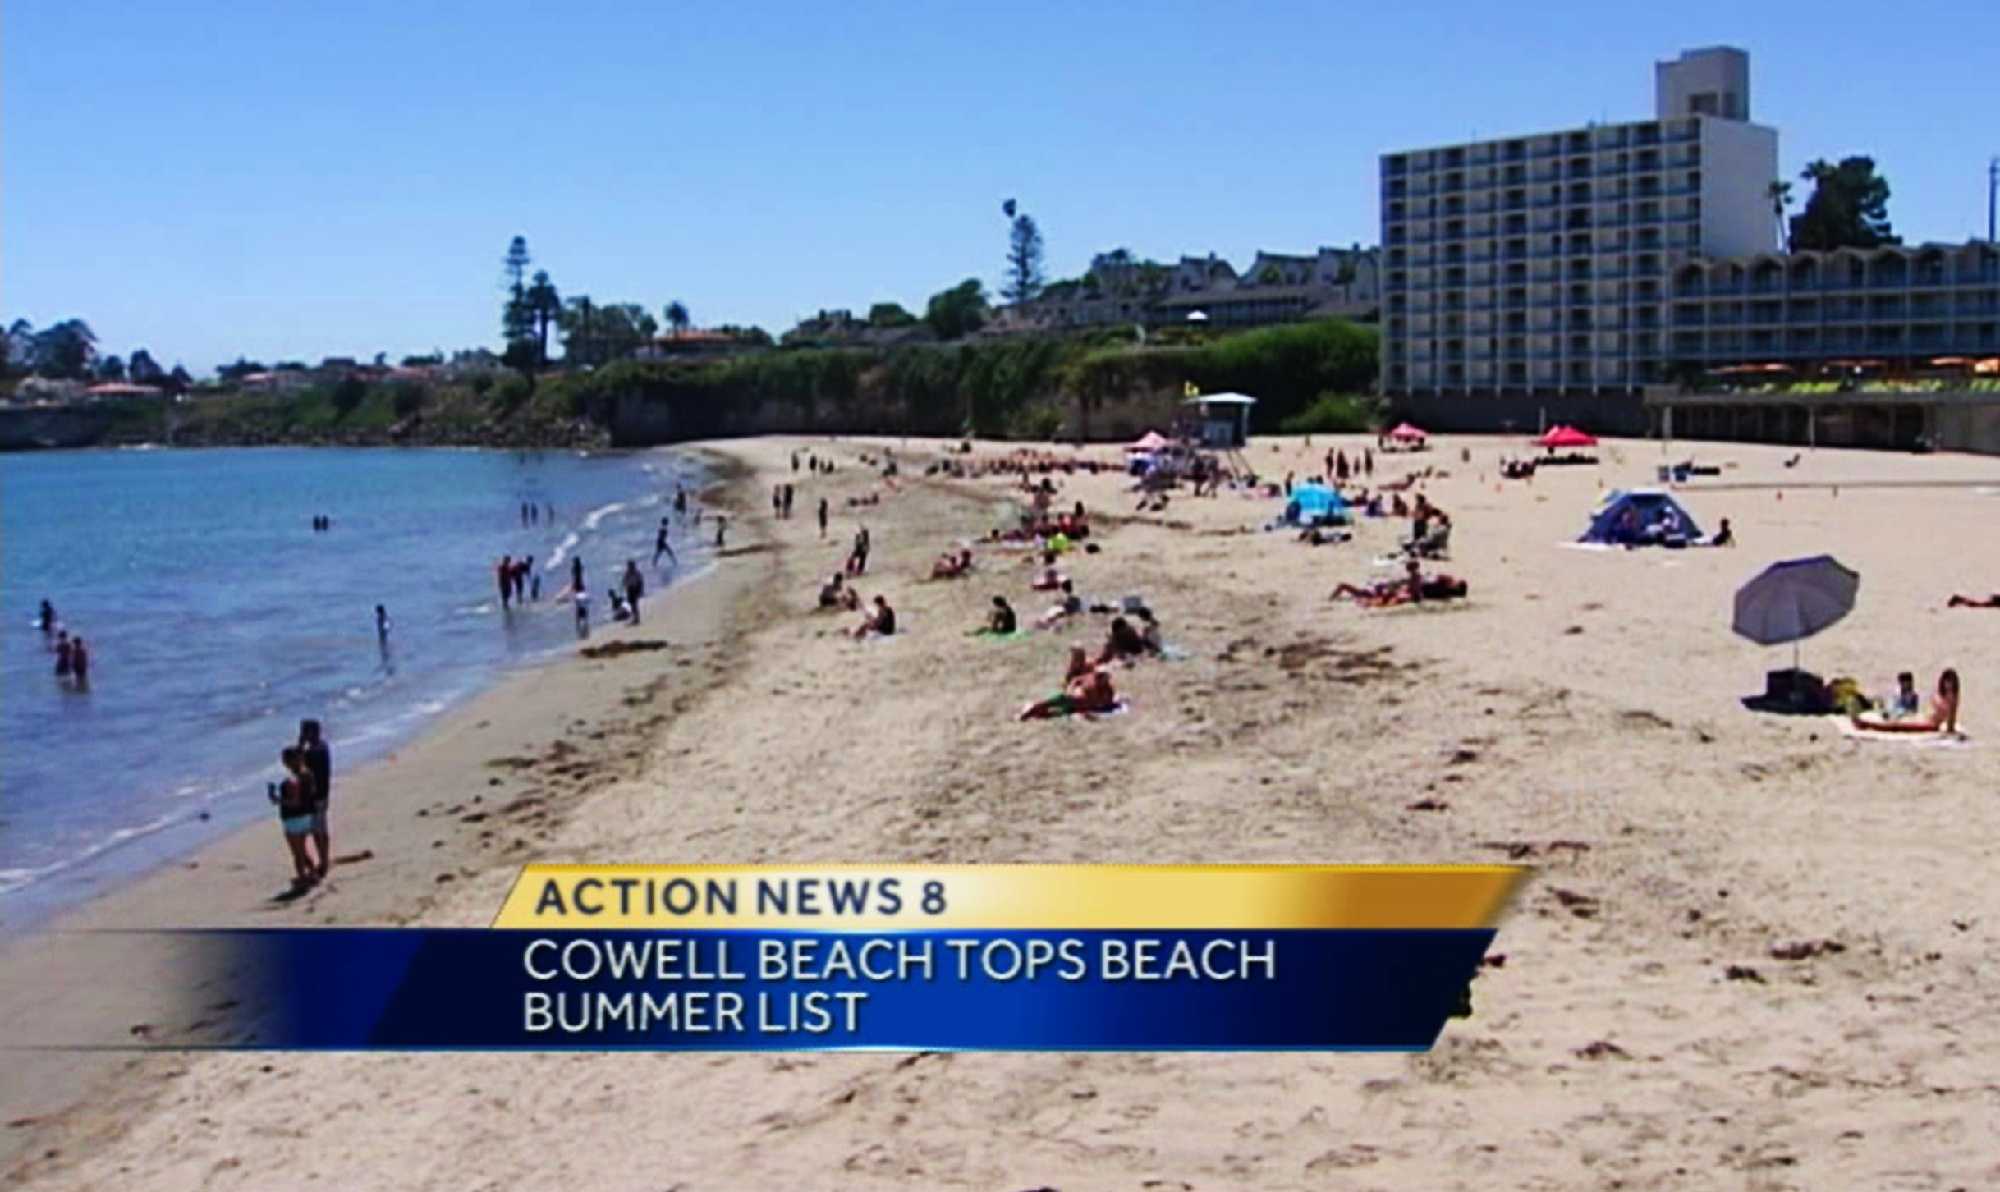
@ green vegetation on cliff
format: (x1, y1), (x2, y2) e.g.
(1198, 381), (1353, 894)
(25, 319), (1377, 449)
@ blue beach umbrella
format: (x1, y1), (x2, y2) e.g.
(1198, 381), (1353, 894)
(1732, 554), (1860, 670)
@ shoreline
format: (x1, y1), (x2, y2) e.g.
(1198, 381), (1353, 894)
(0, 445), (768, 1171)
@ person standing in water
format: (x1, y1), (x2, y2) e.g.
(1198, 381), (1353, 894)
(38, 599), (57, 634)
(69, 636), (90, 688)
(375, 604), (391, 642)
(573, 588), (591, 638)
(298, 720), (332, 880)
(622, 560), (645, 625)
(570, 555), (584, 599)
(715, 515), (728, 549)
(496, 555), (513, 611)
(674, 486), (687, 522)
(54, 631), (73, 678)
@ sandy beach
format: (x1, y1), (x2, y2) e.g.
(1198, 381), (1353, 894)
(5, 432), (1999, 1190)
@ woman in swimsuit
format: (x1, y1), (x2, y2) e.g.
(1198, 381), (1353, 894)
(1852, 668), (1960, 735)
(272, 746), (319, 889)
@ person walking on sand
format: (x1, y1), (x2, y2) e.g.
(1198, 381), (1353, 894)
(782, 484), (795, 519)
(622, 560), (645, 625)
(817, 497), (829, 539)
(298, 719), (333, 880)
(715, 515), (728, 549)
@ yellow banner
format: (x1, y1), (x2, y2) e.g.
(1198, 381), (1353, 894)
(491, 864), (1525, 930)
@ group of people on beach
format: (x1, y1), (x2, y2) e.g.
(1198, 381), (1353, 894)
(495, 554), (540, 609)
(38, 599), (91, 689)
(268, 718), (334, 895)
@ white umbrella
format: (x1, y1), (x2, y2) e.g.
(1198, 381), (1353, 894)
(1732, 555), (1860, 671)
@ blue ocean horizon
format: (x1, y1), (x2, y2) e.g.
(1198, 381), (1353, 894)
(0, 445), (706, 930)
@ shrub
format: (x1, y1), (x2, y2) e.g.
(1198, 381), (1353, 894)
(1278, 392), (1380, 434)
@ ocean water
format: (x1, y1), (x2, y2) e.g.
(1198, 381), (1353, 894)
(0, 446), (705, 928)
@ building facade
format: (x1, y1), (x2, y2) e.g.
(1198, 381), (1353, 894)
(1381, 47), (1779, 398)
(996, 245), (1380, 335)
(1664, 242), (2000, 364)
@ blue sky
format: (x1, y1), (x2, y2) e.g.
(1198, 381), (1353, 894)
(6, 1), (1996, 373)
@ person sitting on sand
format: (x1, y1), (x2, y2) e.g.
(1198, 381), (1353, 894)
(1040, 552), (1072, 592)
(1092, 616), (1148, 668)
(852, 595), (896, 639)
(1889, 671), (1921, 716)
(1946, 592), (2000, 608)
(985, 596), (1017, 635)
(1136, 608), (1164, 655)
(1710, 517), (1735, 547)
(931, 547), (973, 580)
(1035, 580), (1085, 629)
(1852, 668), (1960, 735)
(1018, 667), (1119, 721)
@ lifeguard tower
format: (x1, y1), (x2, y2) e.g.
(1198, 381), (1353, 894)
(1182, 392), (1257, 448)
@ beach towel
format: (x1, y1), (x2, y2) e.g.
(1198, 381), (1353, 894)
(1831, 715), (1969, 747)
(1081, 699), (1131, 719)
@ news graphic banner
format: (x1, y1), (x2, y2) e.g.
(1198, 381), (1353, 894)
(102, 866), (1525, 1052)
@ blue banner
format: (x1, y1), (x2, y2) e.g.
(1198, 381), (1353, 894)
(150, 927), (1496, 1051)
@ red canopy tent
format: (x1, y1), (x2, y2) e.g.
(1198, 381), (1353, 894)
(1537, 425), (1598, 449)
(1386, 422), (1428, 442)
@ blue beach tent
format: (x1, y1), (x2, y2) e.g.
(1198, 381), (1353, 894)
(1287, 482), (1349, 525)
(1579, 488), (1703, 545)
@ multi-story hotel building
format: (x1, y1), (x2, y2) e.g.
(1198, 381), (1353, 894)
(1381, 48), (1779, 398)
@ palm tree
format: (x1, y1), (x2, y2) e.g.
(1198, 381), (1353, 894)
(665, 300), (691, 337)
(1767, 180), (1793, 252)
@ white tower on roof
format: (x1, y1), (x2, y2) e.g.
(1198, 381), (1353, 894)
(1655, 46), (1751, 122)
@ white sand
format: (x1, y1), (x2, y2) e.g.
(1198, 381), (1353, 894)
(5, 434), (1998, 1190)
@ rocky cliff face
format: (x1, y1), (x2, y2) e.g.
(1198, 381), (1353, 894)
(0, 405), (116, 450)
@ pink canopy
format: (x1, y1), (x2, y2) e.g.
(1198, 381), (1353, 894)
(1386, 422), (1428, 441)
(1126, 430), (1169, 452)
(1537, 425), (1598, 449)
